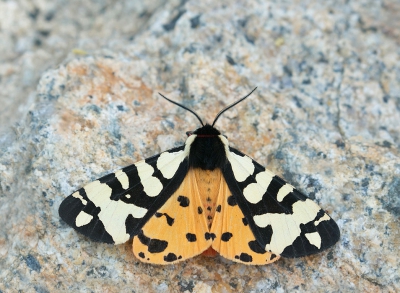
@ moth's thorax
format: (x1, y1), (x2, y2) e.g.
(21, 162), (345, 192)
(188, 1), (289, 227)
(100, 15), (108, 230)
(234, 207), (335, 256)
(193, 168), (222, 229)
(188, 124), (227, 170)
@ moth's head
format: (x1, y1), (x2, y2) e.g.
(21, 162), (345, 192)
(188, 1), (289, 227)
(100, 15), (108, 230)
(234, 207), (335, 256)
(186, 124), (221, 137)
(158, 87), (257, 135)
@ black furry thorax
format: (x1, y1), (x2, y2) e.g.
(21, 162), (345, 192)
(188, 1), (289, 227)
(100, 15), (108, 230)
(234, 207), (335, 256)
(189, 124), (226, 170)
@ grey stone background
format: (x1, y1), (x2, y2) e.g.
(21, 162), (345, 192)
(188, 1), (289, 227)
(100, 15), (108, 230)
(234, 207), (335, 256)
(0, 0), (399, 292)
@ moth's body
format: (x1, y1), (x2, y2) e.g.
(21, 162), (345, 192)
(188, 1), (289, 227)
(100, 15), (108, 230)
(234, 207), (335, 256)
(126, 126), (282, 264)
(59, 90), (340, 265)
(189, 125), (225, 229)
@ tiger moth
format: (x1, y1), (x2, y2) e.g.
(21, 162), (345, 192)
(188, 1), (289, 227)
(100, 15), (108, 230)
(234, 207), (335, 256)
(59, 88), (340, 264)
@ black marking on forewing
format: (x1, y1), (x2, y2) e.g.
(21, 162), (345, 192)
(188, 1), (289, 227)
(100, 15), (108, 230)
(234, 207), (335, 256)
(216, 205), (221, 212)
(59, 146), (190, 244)
(262, 225), (273, 246)
(125, 156), (189, 238)
(281, 215), (340, 258)
(58, 189), (114, 243)
(98, 173), (121, 200)
(103, 145), (185, 209)
(197, 206), (203, 214)
(125, 214), (143, 236)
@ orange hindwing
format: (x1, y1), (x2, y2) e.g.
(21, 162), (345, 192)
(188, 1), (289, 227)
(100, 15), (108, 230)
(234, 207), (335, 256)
(132, 169), (211, 264)
(210, 169), (280, 264)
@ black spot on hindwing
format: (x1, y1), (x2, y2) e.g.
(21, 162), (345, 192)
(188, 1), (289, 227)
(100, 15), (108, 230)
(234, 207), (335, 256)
(197, 206), (203, 214)
(221, 232), (233, 242)
(137, 230), (168, 253)
(164, 253), (182, 262)
(186, 233), (197, 242)
(205, 233), (216, 240)
(155, 212), (175, 226)
(235, 253), (252, 263)
(177, 195), (190, 207)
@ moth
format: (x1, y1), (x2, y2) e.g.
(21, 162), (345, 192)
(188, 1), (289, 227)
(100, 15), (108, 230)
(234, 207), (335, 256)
(59, 88), (340, 264)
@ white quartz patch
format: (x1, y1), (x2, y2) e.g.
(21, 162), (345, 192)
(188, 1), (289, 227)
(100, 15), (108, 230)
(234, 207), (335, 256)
(83, 180), (148, 244)
(253, 199), (321, 254)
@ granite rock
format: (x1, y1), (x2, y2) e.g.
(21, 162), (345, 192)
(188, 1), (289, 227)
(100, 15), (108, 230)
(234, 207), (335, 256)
(1, 1), (399, 292)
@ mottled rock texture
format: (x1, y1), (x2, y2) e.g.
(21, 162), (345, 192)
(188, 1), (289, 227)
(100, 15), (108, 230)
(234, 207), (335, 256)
(1, 0), (399, 292)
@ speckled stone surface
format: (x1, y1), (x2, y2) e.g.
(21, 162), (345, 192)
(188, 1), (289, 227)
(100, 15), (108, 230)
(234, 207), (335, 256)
(1, 1), (400, 292)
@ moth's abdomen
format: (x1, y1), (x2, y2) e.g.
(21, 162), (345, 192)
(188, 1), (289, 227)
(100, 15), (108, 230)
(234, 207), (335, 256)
(193, 168), (222, 228)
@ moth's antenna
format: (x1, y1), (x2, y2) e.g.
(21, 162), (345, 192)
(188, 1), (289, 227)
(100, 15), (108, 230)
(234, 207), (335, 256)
(211, 87), (257, 127)
(159, 93), (204, 126)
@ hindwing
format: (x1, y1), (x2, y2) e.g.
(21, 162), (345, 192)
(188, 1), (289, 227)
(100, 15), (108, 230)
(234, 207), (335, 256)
(132, 169), (212, 264)
(210, 169), (280, 264)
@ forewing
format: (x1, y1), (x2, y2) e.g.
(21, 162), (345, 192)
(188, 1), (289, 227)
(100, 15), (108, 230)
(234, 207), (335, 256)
(132, 169), (211, 264)
(59, 145), (189, 244)
(222, 147), (340, 258)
